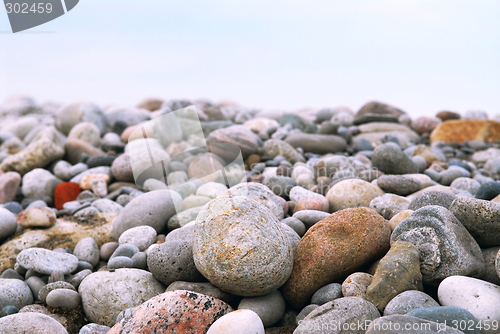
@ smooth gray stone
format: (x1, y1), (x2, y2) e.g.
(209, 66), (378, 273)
(73, 237), (100, 267)
(311, 283), (343, 306)
(25, 276), (45, 300)
(408, 306), (480, 334)
(68, 269), (92, 290)
(0, 208), (17, 241)
(440, 166), (471, 186)
(296, 304), (319, 325)
(112, 190), (179, 239)
(372, 143), (419, 175)
(0, 279), (33, 310)
(16, 248), (79, 275)
(0, 269), (23, 280)
(107, 256), (134, 270)
(281, 217), (306, 237)
(0, 312), (68, 334)
(237, 290), (286, 327)
(46, 288), (81, 309)
(164, 224), (195, 243)
(38, 281), (76, 304)
(99, 242), (119, 261)
(79, 323), (111, 334)
(383, 290), (440, 316)
(110, 244), (139, 259)
(292, 210), (330, 229)
(131, 252), (148, 270)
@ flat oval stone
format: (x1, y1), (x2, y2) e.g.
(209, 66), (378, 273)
(407, 306), (480, 334)
(292, 210), (331, 229)
(193, 196), (293, 297)
(38, 281), (76, 304)
(166, 281), (235, 304)
(383, 290), (440, 316)
(438, 276), (500, 334)
(73, 237), (100, 267)
(46, 288), (81, 309)
(0, 279), (33, 310)
(311, 283), (343, 305)
(326, 179), (384, 213)
(16, 248), (79, 275)
(118, 225), (157, 251)
(108, 290), (233, 333)
(366, 314), (464, 334)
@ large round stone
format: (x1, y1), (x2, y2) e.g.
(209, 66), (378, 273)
(0, 312), (68, 334)
(193, 196), (293, 296)
(0, 278), (33, 310)
(282, 207), (390, 309)
(16, 248), (79, 275)
(78, 268), (165, 327)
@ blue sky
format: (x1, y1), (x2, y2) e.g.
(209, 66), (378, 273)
(0, 0), (499, 117)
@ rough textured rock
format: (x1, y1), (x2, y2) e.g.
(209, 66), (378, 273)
(107, 290), (233, 334)
(261, 139), (305, 163)
(326, 179), (384, 213)
(384, 291), (440, 316)
(342, 273), (373, 299)
(369, 194), (410, 220)
(366, 241), (423, 312)
(408, 190), (456, 210)
(193, 196), (293, 297)
(165, 281), (235, 304)
(0, 278), (33, 310)
(282, 207), (391, 309)
(449, 196), (500, 247)
(294, 297), (380, 334)
(430, 119), (500, 143)
(206, 125), (262, 159)
(79, 268), (165, 327)
(391, 206), (485, 285)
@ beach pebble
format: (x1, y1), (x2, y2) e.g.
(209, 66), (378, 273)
(377, 175), (422, 196)
(450, 177), (481, 196)
(326, 179), (384, 212)
(17, 207), (56, 228)
(372, 143), (419, 174)
(281, 216), (306, 236)
(366, 314), (463, 334)
(0, 172), (21, 204)
(311, 283), (343, 305)
(391, 206), (484, 285)
(108, 256), (134, 269)
(369, 194), (410, 220)
(438, 276), (500, 334)
(294, 297), (380, 334)
(237, 289), (286, 327)
(282, 207), (390, 309)
(0, 279), (33, 310)
(440, 166), (471, 186)
(73, 237), (100, 267)
(407, 306), (480, 334)
(46, 288), (80, 309)
(79, 323), (111, 334)
(165, 281), (235, 304)
(38, 281), (76, 304)
(16, 248), (79, 275)
(147, 239), (204, 286)
(207, 309), (264, 334)
(383, 290), (440, 316)
(408, 190), (456, 210)
(193, 196), (293, 296)
(79, 268), (165, 327)
(99, 242), (119, 261)
(342, 273), (373, 299)
(0, 312), (68, 334)
(118, 225), (157, 251)
(366, 241), (423, 312)
(475, 181), (500, 200)
(196, 182), (228, 198)
(107, 290), (233, 333)
(0, 208), (17, 241)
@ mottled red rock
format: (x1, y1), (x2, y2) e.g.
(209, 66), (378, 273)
(411, 116), (442, 135)
(0, 172), (21, 204)
(107, 290), (233, 334)
(282, 207), (391, 309)
(54, 182), (81, 210)
(293, 196), (329, 214)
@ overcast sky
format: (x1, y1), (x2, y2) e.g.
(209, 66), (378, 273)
(0, 0), (498, 117)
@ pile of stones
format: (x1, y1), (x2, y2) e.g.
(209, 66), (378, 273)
(0, 94), (500, 333)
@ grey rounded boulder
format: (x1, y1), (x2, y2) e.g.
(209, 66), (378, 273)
(193, 196), (293, 296)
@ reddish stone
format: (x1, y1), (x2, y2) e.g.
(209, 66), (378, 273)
(0, 172), (21, 204)
(282, 207), (391, 309)
(107, 290), (233, 334)
(54, 182), (81, 210)
(293, 196), (329, 214)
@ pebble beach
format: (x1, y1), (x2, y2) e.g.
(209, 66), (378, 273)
(1, 94), (500, 334)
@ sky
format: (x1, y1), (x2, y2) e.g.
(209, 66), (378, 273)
(0, 0), (499, 117)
